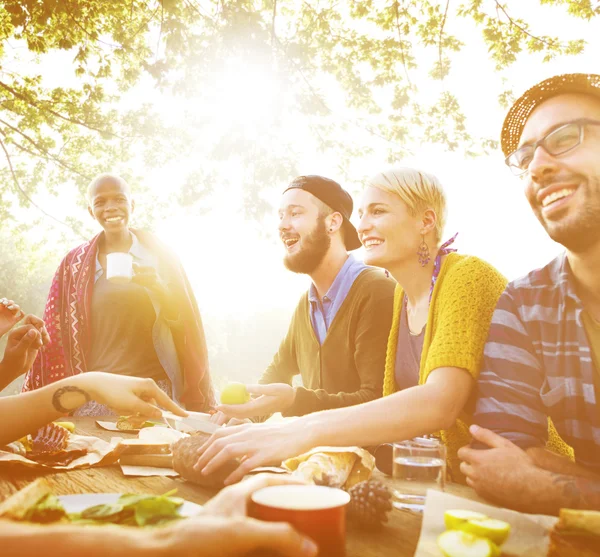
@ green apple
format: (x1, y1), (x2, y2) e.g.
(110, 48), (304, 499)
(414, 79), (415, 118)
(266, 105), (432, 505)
(460, 518), (511, 546)
(437, 530), (499, 557)
(220, 382), (251, 405)
(444, 509), (488, 531)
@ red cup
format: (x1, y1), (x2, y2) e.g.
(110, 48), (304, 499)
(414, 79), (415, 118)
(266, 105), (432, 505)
(249, 485), (351, 557)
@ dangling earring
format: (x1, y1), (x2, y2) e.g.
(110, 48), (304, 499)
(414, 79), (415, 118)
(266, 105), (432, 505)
(417, 234), (431, 267)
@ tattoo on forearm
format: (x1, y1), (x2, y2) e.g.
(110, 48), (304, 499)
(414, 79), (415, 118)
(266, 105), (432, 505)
(551, 473), (600, 510)
(52, 386), (91, 413)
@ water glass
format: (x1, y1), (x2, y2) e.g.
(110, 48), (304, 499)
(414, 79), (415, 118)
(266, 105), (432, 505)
(392, 437), (446, 513)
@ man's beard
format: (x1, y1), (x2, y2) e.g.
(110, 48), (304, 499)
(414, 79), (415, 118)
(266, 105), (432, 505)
(283, 218), (331, 274)
(536, 177), (600, 253)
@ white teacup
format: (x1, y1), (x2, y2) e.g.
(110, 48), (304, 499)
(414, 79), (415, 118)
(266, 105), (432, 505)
(106, 252), (133, 284)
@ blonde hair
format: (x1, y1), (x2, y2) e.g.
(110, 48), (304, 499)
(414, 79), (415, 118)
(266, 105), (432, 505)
(367, 167), (447, 243)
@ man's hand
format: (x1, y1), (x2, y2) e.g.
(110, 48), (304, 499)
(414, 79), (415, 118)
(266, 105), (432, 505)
(216, 383), (296, 420)
(202, 473), (306, 518)
(458, 425), (545, 511)
(0, 325), (43, 384)
(0, 298), (24, 338)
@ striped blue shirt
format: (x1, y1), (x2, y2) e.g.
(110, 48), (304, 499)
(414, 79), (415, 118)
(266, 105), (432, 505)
(474, 253), (600, 473)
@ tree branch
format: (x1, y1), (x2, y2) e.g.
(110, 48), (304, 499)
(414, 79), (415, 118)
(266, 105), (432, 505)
(0, 80), (121, 139)
(0, 136), (87, 239)
(393, 1), (413, 87)
(439, 0), (450, 79)
(272, 0), (278, 47)
(493, 0), (560, 49)
(0, 118), (92, 180)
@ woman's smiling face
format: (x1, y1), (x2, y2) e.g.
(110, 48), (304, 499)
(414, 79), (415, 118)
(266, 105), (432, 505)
(357, 186), (422, 269)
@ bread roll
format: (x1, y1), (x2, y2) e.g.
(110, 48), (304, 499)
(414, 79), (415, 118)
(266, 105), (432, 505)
(172, 433), (240, 487)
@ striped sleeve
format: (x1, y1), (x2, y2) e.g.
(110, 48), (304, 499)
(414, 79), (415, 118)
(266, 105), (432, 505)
(474, 287), (548, 449)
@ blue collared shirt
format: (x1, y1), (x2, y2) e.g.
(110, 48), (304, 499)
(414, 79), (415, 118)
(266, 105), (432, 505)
(94, 231), (184, 402)
(308, 254), (367, 344)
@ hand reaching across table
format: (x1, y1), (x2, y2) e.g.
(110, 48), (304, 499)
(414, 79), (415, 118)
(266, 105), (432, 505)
(1, 473), (317, 557)
(193, 420), (316, 485)
(216, 383), (296, 421)
(0, 372), (188, 447)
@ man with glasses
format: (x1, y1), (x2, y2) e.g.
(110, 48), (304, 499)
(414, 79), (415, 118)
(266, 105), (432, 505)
(459, 74), (600, 514)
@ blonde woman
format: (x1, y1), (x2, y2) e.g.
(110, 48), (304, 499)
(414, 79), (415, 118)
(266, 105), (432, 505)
(193, 167), (508, 485)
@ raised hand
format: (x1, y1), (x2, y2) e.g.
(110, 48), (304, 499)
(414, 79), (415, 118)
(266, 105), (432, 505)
(0, 298), (25, 338)
(0, 325), (43, 386)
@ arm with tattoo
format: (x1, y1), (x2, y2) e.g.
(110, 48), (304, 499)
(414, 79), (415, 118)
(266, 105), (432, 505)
(0, 376), (94, 446)
(0, 372), (185, 447)
(547, 472), (600, 512)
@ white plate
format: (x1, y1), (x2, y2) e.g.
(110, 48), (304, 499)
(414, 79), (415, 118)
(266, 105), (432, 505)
(58, 493), (202, 517)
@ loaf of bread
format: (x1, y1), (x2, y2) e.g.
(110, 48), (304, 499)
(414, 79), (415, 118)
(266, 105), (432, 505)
(172, 433), (240, 487)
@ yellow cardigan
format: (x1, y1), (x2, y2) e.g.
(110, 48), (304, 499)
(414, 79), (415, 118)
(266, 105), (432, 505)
(383, 253), (574, 481)
(383, 253), (508, 482)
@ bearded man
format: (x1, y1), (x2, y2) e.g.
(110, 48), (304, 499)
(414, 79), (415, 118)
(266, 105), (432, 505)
(213, 175), (395, 422)
(461, 74), (600, 514)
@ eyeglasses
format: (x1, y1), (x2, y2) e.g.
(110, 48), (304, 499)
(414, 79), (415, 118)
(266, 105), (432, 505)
(505, 118), (600, 176)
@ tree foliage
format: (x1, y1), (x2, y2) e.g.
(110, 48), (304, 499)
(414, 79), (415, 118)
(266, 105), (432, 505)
(0, 0), (596, 231)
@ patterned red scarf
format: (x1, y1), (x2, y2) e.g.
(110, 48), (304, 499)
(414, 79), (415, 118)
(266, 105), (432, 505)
(23, 230), (216, 412)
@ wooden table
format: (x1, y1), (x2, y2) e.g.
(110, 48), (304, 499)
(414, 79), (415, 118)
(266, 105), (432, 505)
(0, 418), (479, 556)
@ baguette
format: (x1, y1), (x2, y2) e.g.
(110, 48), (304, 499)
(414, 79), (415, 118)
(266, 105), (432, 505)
(548, 509), (600, 557)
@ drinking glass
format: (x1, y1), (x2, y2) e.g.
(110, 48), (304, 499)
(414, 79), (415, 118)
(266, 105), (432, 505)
(392, 437), (446, 513)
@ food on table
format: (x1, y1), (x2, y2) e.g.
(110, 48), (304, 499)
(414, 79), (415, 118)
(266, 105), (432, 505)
(548, 508), (600, 557)
(444, 509), (488, 530)
(220, 382), (251, 405)
(444, 510), (511, 545)
(346, 480), (393, 529)
(0, 479), (56, 521)
(283, 446), (375, 489)
(172, 433), (240, 486)
(459, 518), (511, 546)
(32, 422), (69, 454)
(138, 426), (187, 444)
(119, 454), (174, 468)
(438, 530), (500, 557)
(4, 423), (89, 466)
(54, 421), (76, 433)
(0, 478), (187, 527)
(116, 415), (156, 431)
(120, 439), (171, 456)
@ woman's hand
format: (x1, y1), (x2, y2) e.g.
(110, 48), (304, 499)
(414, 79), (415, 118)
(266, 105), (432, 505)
(75, 373), (188, 419)
(0, 298), (25, 338)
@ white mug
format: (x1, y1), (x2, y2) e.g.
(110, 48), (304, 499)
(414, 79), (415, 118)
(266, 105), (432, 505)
(106, 252), (133, 284)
